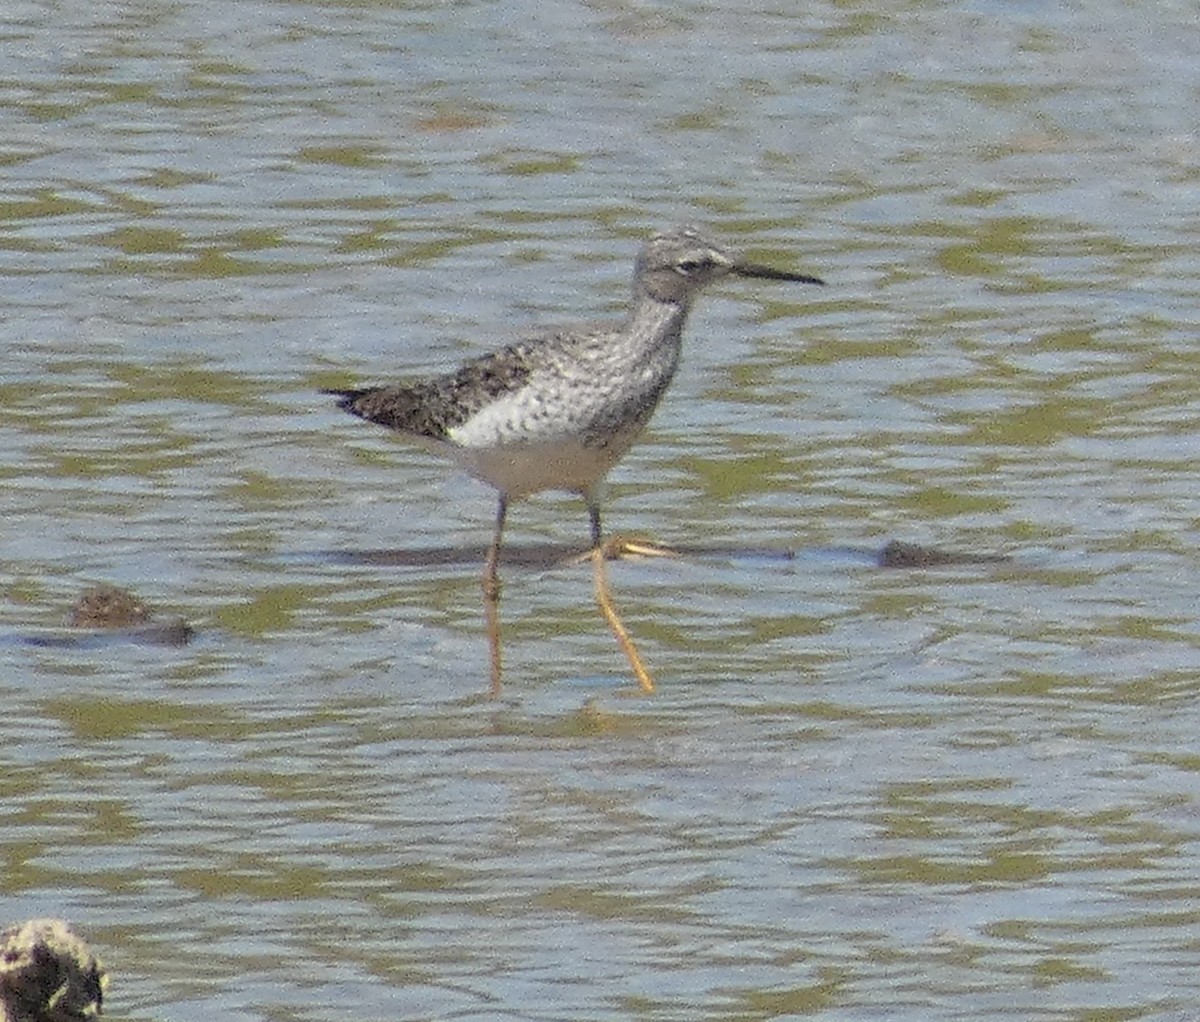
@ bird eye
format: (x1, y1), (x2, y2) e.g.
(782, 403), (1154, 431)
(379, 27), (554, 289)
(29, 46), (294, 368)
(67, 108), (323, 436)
(676, 256), (710, 276)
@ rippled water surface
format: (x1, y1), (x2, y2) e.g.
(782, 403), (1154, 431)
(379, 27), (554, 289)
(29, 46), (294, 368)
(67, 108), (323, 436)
(4, 2), (1200, 1020)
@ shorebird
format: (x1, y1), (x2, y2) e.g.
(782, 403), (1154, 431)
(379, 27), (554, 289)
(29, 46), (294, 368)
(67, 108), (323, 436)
(325, 225), (823, 695)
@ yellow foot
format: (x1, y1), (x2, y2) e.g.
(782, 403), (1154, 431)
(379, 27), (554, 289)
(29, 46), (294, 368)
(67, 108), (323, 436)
(565, 535), (680, 565)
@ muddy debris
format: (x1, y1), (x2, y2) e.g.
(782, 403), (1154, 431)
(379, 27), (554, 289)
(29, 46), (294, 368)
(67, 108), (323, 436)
(0, 918), (107, 1022)
(22, 584), (193, 649)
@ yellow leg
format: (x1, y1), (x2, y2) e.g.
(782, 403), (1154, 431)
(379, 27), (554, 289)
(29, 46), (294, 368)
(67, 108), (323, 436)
(592, 546), (655, 693)
(588, 503), (655, 694)
(482, 497), (507, 697)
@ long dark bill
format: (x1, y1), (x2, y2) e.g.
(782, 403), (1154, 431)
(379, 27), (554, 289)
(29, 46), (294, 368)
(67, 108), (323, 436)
(735, 261), (825, 286)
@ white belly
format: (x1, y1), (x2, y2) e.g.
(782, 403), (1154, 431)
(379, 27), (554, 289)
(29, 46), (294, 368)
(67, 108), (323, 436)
(448, 433), (635, 499)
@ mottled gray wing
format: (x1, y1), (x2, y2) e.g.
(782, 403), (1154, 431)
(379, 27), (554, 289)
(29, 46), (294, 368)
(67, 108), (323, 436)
(325, 341), (541, 441)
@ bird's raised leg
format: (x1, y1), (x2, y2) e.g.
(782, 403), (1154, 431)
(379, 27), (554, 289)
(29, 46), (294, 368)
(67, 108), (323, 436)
(589, 503), (655, 694)
(483, 497), (507, 697)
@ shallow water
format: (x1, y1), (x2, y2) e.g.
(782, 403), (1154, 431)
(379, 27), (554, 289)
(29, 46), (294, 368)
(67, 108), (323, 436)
(4, 1), (1200, 1020)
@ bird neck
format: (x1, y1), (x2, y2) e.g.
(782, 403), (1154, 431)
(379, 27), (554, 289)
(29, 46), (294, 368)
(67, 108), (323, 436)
(624, 292), (691, 353)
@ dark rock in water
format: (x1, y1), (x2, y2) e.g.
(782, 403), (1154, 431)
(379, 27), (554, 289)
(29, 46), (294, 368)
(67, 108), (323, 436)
(126, 618), (194, 647)
(878, 539), (1009, 569)
(67, 584), (193, 646)
(17, 584), (195, 649)
(0, 918), (107, 1021)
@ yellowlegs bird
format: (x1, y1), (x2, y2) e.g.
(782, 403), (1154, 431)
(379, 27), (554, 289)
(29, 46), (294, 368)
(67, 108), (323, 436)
(325, 225), (823, 695)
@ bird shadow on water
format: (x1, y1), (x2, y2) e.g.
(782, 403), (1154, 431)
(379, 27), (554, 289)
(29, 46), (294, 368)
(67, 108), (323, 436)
(301, 537), (1010, 571)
